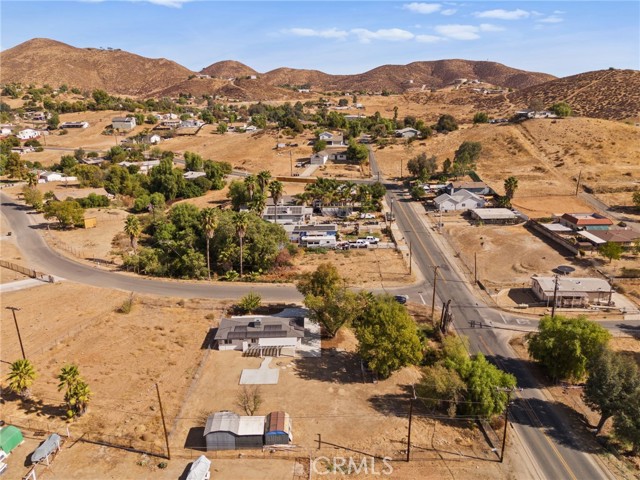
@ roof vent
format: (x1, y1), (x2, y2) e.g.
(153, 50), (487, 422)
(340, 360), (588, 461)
(253, 318), (262, 327)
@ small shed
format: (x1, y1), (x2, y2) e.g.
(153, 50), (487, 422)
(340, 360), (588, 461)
(84, 217), (97, 229)
(264, 411), (292, 445)
(0, 426), (24, 454)
(204, 411), (264, 451)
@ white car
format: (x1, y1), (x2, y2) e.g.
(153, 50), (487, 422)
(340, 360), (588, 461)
(359, 213), (375, 219)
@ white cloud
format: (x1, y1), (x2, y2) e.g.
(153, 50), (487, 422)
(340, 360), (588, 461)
(416, 34), (443, 43)
(402, 3), (442, 14)
(474, 9), (530, 20)
(479, 23), (504, 32)
(441, 8), (457, 16)
(351, 28), (415, 43)
(286, 28), (349, 39)
(538, 15), (563, 24)
(434, 24), (480, 40)
(143, 0), (191, 7)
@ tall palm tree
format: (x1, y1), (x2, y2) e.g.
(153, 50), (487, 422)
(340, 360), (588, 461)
(65, 378), (92, 417)
(26, 172), (38, 188)
(244, 175), (257, 200)
(233, 212), (250, 278)
(504, 176), (519, 201)
(201, 208), (219, 281)
(257, 170), (272, 194)
(7, 359), (37, 399)
(124, 215), (142, 253)
(268, 180), (284, 225)
(249, 192), (267, 215)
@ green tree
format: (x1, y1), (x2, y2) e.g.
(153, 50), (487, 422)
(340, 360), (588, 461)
(416, 364), (466, 416)
(473, 112), (489, 124)
(297, 262), (342, 297)
(6, 359), (37, 399)
(453, 141), (482, 177)
(184, 151), (204, 172)
(504, 176), (519, 200)
(527, 315), (611, 382)
(22, 185), (43, 211)
(598, 242), (623, 263)
(244, 175), (257, 200)
(64, 378), (92, 418)
(410, 185), (425, 201)
(354, 295), (422, 379)
(305, 289), (362, 339)
(5, 152), (27, 179)
(407, 152), (437, 181)
(44, 200), (84, 228)
(458, 353), (516, 417)
(201, 207), (219, 280)
(124, 215), (142, 253)
(217, 122), (228, 134)
(435, 114), (458, 132)
(346, 139), (369, 165)
(313, 139), (327, 153)
(233, 211), (250, 277)
(268, 180), (284, 224)
(632, 190), (640, 211)
(550, 102), (572, 118)
(47, 112), (60, 129)
(613, 389), (640, 454)
(227, 180), (250, 210)
(584, 348), (640, 434)
(257, 170), (271, 194)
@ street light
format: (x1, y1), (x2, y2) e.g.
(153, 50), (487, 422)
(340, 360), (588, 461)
(431, 266), (440, 318)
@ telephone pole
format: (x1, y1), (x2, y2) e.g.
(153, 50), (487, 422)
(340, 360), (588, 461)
(155, 383), (171, 460)
(6, 307), (26, 360)
(551, 274), (560, 318)
(431, 266), (440, 318)
(498, 388), (515, 463)
(474, 252), (478, 285)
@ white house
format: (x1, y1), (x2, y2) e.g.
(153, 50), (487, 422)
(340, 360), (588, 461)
(60, 121), (89, 129)
(112, 117), (136, 131)
(214, 316), (306, 355)
(17, 129), (40, 140)
(118, 159), (161, 174)
(262, 205), (313, 224)
(38, 171), (77, 183)
(318, 132), (344, 146)
(434, 189), (485, 212)
(244, 125), (258, 132)
(310, 151), (329, 165)
(531, 276), (613, 308)
(395, 127), (419, 138)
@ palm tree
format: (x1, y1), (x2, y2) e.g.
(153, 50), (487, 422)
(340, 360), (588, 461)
(7, 359), (37, 399)
(124, 215), (142, 253)
(249, 192), (267, 215)
(244, 175), (257, 200)
(268, 180), (284, 225)
(201, 208), (219, 281)
(504, 176), (519, 201)
(65, 378), (92, 417)
(257, 170), (272, 194)
(57, 364), (80, 392)
(26, 172), (38, 188)
(233, 212), (250, 278)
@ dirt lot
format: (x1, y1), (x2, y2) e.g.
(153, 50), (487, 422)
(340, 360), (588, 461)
(0, 208), (30, 283)
(441, 219), (594, 289)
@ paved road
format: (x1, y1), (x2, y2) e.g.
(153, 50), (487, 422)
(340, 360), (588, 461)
(0, 193), (301, 303)
(383, 181), (617, 479)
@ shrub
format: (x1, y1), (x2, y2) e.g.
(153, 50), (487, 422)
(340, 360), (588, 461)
(237, 292), (262, 314)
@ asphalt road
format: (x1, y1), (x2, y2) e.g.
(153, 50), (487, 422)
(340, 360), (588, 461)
(0, 192), (301, 302)
(385, 184), (616, 479)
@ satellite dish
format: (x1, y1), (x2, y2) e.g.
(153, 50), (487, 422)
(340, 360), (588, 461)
(556, 265), (575, 275)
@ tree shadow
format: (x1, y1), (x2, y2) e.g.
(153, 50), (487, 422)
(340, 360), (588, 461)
(293, 349), (362, 384)
(507, 288), (539, 305)
(201, 328), (217, 350)
(616, 323), (640, 339)
(184, 427), (206, 452)
(367, 385), (414, 418)
(18, 398), (67, 419)
(509, 397), (601, 453)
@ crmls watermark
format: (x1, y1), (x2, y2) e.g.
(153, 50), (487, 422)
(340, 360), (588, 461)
(312, 456), (394, 476)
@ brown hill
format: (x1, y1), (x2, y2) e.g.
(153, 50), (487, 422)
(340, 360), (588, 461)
(508, 69), (640, 121)
(259, 60), (555, 92)
(0, 38), (195, 96)
(200, 60), (258, 79)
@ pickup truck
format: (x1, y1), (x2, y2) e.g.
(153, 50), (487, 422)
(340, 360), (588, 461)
(348, 239), (369, 248)
(363, 236), (379, 244)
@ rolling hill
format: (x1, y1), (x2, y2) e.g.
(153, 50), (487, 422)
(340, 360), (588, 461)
(200, 60), (258, 79)
(0, 38), (195, 96)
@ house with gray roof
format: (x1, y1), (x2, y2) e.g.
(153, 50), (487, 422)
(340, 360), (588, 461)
(434, 189), (485, 212)
(213, 316), (306, 355)
(262, 205), (313, 225)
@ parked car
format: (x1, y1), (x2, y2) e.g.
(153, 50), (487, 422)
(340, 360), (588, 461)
(348, 239), (369, 248)
(364, 236), (379, 244)
(394, 295), (409, 304)
(359, 213), (375, 219)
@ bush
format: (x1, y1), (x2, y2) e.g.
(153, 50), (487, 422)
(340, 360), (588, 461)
(237, 291), (262, 314)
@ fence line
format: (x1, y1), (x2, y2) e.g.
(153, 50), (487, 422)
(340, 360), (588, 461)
(0, 259), (54, 283)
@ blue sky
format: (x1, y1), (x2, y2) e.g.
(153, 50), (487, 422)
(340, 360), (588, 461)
(1, 1), (638, 78)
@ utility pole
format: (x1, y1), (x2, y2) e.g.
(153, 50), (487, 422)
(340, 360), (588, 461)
(474, 252), (478, 285)
(431, 266), (440, 318)
(406, 397), (413, 462)
(290, 150), (293, 176)
(575, 169), (582, 196)
(551, 274), (559, 318)
(155, 383), (171, 460)
(499, 389), (514, 463)
(400, 158), (403, 180)
(408, 241), (412, 275)
(6, 307), (25, 360)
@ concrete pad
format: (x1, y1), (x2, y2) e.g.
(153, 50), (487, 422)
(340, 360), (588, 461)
(240, 357), (280, 385)
(0, 278), (58, 293)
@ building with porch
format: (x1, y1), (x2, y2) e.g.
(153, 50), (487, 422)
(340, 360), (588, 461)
(531, 275), (613, 308)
